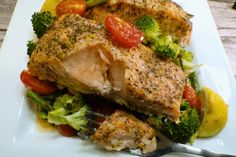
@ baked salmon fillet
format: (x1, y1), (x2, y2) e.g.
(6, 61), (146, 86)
(87, 0), (192, 47)
(92, 110), (157, 153)
(28, 14), (186, 121)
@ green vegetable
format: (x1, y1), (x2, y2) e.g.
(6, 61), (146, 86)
(47, 93), (89, 132)
(180, 49), (193, 62)
(135, 16), (182, 59)
(31, 11), (56, 38)
(147, 102), (201, 144)
(48, 108), (68, 124)
(180, 101), (191, 110)
(86, 0), (107, 8)
(174, 49), (193, 70)
(48, 106), (89, 131)
(188, 72), (201, 93)
(53, 94), (87, 114)
(27, 40), (37, 57)
(173, 50), (202, 76)
(181, 59), (202, 75)
(26, 90), (89, 132)
(26, 90), (54, 119)
(135, 15), (160, 43)
(152, 36), (182, 59)
(179, 50), (194, 71)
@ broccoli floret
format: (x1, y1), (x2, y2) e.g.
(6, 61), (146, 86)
(48, 105), (89, 132)
(26, 90), (89, 132)
(147, 102), (200, 144)
(31, 11), (56, 38)
(48, 93), (89, 132)
(152, 35), (182, 59)
(26, 40), (36, 57)
(135, 16), (182, 59)
(53, 94), (87, 114)
(135, 15), (160, 43)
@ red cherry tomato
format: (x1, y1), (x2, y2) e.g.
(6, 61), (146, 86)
(56, 0), (86, 17)
(93, 106), (115, 124)
(104, 14), (144, 48)
(57, 124), (77, 137)
(183, 85), (201, 112)
(20, 70), (57, 95)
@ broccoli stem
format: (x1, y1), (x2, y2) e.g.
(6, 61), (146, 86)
(26, 90), (46, 106)
(86, 0), (107, 8)
(188, 72), (201, 93)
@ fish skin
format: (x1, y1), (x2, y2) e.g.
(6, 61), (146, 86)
(87, 0), (192, 47)
(28, 14), (186, 121)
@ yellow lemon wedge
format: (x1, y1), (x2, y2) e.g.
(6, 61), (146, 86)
(40, 0), (61, 15)
(197, 86), (228, 137)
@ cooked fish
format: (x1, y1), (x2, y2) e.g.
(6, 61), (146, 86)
(92, 110), (157, 153)
(28, 14), (186, 121)
(87, 0), (192, 47)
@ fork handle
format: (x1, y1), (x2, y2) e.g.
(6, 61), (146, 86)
(172, 143), (236, 157)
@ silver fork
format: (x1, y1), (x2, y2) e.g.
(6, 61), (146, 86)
(147, 143), (236, 157)
(81, 110), (236, 157)
(131, 138), (236, 157)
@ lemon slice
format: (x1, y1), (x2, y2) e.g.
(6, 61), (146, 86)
(197, 86), (228, 137)
(40, 0), (61, 15)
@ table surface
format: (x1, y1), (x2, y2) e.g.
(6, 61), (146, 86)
(0, 0), (236, 78)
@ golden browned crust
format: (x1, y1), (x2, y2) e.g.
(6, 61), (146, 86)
(92, 110), (157, 153)
(28, 14), (186, 121)
(28, 14), (107, 81)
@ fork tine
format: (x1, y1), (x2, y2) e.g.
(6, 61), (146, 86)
(86, 118), (101, 126)
(75, 110), (236, 157)
(125, 148), (143, 156)
(78, 110), (156, 156)
(77, 131), (91, 140)
(76, 116), (102, 126)
(142, 147), (173, 157)
(77, 124), (96, 139)
(76, 110), (111, 140)
(87, 110), (109, 118)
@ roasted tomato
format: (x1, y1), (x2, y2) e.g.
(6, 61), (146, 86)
(183, 85), (201, 112)
(56, 0), (86, 17)
(20, 70), (57, 95)
(105, 14), (144, 48)
(57, 124), (77, 137)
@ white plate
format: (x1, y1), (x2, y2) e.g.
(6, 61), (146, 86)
(1, 0), (236, 156)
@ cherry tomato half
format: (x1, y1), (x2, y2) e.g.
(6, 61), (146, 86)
(57, 124), (77, 137)
(20, 70), (57, 95)
(105, 14), (144, 48)
(183, 85), (201, 113)
(56, 0), (86, 17)
(93, 105), (115, 124)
